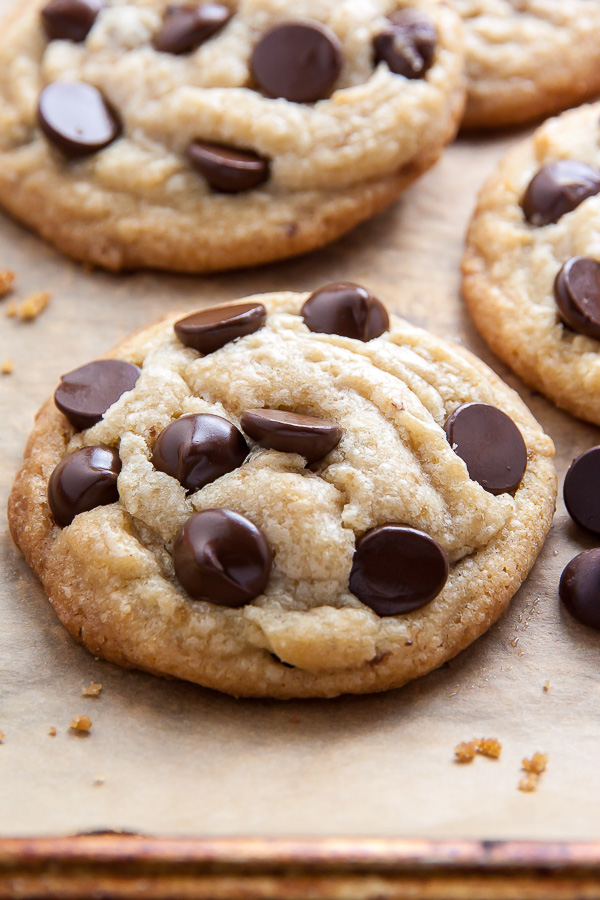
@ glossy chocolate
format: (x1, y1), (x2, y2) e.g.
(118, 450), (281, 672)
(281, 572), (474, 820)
(188, 141), (270, 193)
(554, 256), (600, 340)
(54, 359), (141, 431)
(48, 445), (121, 527)
(174, 302), (267, 354)
(559, 549), (600, 630)
(38, 81), (121, 158)
(522, 161), (600, 226)
(373, 9), (436, 79)
(154, 3), (231, 54)
(301, 283), (389, 341)
(41, 0), (102, 42)
(240, 409), (342, 463)
(563, 446), (600, 534)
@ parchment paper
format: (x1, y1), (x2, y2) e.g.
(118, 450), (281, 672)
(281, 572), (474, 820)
(1, 16), (600, 837)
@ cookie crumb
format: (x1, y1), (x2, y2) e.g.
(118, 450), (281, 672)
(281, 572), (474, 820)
(82, 681), (102, 697)
(17, 291), (50, 321)
(70, 715), (92, 733)
(0, 269), (15, 297)
(477, 737), (502, 759)
(454, 740), (478, 763)
(543, 680), (550, 692)
(522, 752), (548, 775)
(0, 730), (4, 743)
(48, 727), (57, 737)
(1, 359), (14, 375)
(518, 772), (539, 792)
(94, 775), (105, 785)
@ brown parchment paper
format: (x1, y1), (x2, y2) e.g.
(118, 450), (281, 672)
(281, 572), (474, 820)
(1, 18), (600, 838)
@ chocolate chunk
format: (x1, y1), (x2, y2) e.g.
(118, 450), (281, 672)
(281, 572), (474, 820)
(152, 414), (249, 493)
(250, 21), (342, 103)
(174, 302), (266, 354)
(188, 141), (270, 193)
(349, 525), (449, 616)
(41, 0), (102, 42)
(301, 283), (389, 341)
(54, 359), (141, 431)
(38, 81), (121, 158)
(154, 4), (231, 54)
(48, 445), (121, 527)
(373, 9), (436, 79)
(554, 256), (600, 340)
(559, 549), (600, 630)
(173, 509), (272, 605)
(444, 403), (527, 495)
(563, 446), (600, 534)
(522, 161), (600, 226)
(240, 409), (342, 463)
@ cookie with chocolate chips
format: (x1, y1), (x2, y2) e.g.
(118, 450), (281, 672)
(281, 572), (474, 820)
(463, 102), (600, 426)
(8, 290), (556, 698)
(0, 0), (464, 273)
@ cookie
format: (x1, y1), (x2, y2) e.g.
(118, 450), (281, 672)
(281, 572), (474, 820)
(7, 287), (556, 699)
(455, 1), (600, 129)
(0, 0), (464, 273)
(463, 102), (600, 425)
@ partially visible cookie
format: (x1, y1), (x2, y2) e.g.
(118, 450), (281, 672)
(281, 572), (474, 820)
(463, 102), (600, 425)
(0, 0), (464, 273)
(8, 287), (556, 698)
(456, 1), (600, 128)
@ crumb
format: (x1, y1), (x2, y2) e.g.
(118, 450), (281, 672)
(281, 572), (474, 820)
(82, 681), (102, 698)
(543, 681), (550, 693)
(454, 740), (478, 763)
(289, 716), (299, 724)
(94, 775), (105, 785)
(70, 715), (92, 733)
(522, 752), (548, 775)
(16, 291), (50, 321)
(476, 738), (502, 759)
(0, 730), (4, 743)
(1, 359), (13, 375)
(519, 773), (539, 792)
(48, 727), (57, 737)
(0, 269), (15, 297)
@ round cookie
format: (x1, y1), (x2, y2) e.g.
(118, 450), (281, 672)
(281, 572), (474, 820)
(8, 288), (556, 699)
(0, 0), (464, 273)
(463, 101), (600, 425)
(455, 1), (600, 129)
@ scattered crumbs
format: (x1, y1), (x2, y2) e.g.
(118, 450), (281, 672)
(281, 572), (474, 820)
(289, 716), (299, 724)
(1, 359), (14, 375)
(94, 775), (105, 785)
(522, 752), (548, 775)
(48, 726), (57, 737)
(519, 772), (539, 793)
(0, 269), (15, 297)
(15, 291), (50, 321)
(82, 681), (102, 698)
(543, 680), (550, 693)
(0, 730), (4, 743)
(70, 715), (92, 734)
(454, 740), (478, 763)
(477, 737), (502, 759)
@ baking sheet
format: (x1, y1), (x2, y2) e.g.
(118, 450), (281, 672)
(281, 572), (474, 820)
(2, 33), (600, 838)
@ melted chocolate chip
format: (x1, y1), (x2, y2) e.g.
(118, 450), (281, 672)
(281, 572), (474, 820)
(154, 3), (231, 54)
(373, 9), (436, 79)
(54, 359), (141, 431)
(240, 409), (342, 463)
(554, 256), (600, 340)
(444, 402), (527, 495)
(38, 81), (121, 158)
(250, 21), (342, 103)
(563, 446), (600, 534)
(560, 549), (600, 630)
(48, 445), (121, 527)
(173, 508), (272, 605)
(41, 0), (102, 42)
(152, 414), (249, 493)
(174, 302), (266, 354)
(188, 141), (270, 193)
(349, 525), (449, 616)
(301, 283), (389, 341)
(522, 161), (600, 226)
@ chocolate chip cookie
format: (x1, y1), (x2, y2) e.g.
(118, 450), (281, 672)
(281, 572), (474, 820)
(8, 288), (556, 698)
(456, 1), (600, 128)
(0, 0), (464, 272)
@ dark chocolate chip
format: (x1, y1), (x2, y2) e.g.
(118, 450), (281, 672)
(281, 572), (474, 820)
(188, 141), (270, 193)
(349, 524), (449, 616)
(373, 9), (436, 79)
(152, 414), (249, 493)
(173, 508), (272, 606)
(41, 0), (102, 42)
(444, 402), (527, 495)
(154, 3), (231, 54)
(54, 359), (141, 431)
(48, 445), (121, 527)
(250, 21), (342, 103)
(559, 549), (600, 630)
(174, 302), (266, 354)
(563, 446), (600, 534)
(301, 283), (389, 341)
(240, 409), (342, 463)
(38, 81), (121, 158)
(522, 161), (600, 226)
(554, 256), (600, 340)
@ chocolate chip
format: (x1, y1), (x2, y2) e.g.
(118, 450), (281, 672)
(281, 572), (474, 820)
(240, 409), (342, 463)
(301, 283), (389, 341)
(38, 81), (121, 158)
(152, 414), (249, 493)
(54, 359), (141, 431)
(173, 509), (272, 606)
(349, 525), (449, 616)
(554, 256), (600, 340)
(522, 161), (600, 226)
(250, 21), (342, 103)
(41, 0), (102, 42)
(188, 141), (270, 193)
(154, 4), (231, 54)
(560, 549), (600, 630)
(48, 445), (121, 527)
(563, 446), (600, 534)
(174, 302), (266, 354)
(373, 9), (436, 79)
